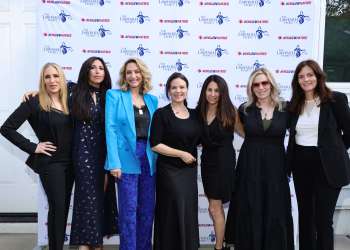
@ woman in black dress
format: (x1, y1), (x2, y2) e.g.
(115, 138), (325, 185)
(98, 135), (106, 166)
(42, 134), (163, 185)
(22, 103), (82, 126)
(150, 72), (201, 250)
(0, 63), (74, 250)
(196, 75), (243, 250)
(69, 57), (117, 250)
(287, 60), (350, 250)
(225, 68), (294, 250)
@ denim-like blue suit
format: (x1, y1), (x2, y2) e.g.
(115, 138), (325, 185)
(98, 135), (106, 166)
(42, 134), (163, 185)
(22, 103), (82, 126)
(105, 89), (158, 250)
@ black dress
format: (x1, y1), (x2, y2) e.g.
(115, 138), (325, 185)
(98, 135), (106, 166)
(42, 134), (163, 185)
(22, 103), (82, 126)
(225, 103), (294, 250)
(70, 86), (117, 246)
(150, 104), (201, 250)
(201, 117), (236, 203)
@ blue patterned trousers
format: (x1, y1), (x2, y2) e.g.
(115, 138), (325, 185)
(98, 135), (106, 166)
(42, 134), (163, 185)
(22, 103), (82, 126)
(117, 139), (155, 250)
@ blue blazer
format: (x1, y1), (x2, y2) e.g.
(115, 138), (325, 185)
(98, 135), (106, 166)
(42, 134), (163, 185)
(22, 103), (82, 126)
(105, 89), (158, 175)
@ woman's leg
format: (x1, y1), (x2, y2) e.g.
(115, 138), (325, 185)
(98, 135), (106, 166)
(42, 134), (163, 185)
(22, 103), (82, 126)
(208, 199), (225, 249)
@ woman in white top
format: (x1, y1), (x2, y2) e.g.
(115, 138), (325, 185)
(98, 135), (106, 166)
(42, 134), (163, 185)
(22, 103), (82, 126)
(287, 59), (350, 250)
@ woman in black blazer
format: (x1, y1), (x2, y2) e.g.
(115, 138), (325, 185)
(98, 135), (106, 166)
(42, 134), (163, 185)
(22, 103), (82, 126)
(287, 59), (350, 250)
(0, 63), (74, 250)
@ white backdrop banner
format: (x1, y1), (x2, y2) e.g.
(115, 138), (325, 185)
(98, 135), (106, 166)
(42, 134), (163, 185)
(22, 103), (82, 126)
(37, 0), (325, 246)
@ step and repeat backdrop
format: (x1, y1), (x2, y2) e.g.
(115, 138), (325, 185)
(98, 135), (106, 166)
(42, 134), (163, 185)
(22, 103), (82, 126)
(37, 0), (325, 246)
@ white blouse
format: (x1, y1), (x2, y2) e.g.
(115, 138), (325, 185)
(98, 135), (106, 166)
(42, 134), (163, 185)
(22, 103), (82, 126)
(295, 99), (320, 146)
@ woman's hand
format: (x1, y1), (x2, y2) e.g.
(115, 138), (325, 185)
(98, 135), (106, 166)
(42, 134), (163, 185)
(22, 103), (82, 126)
(180, 151), (196, 164)
(35, 141), (57, 156)
(110, 169), (122, 179)
(22, 91), (38, 102)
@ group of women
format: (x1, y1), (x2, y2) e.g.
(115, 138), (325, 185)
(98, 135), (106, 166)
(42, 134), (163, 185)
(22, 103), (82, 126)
(1, 57), (350, 250)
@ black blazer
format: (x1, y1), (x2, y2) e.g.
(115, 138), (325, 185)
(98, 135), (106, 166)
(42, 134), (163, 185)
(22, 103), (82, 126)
(287, 91), (350, 188)
(0, 96), (60, 174)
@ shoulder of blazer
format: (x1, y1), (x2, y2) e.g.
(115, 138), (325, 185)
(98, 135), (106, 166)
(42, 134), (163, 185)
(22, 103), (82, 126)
(106, 89), (123, 100)
(144, 93), (158, 106)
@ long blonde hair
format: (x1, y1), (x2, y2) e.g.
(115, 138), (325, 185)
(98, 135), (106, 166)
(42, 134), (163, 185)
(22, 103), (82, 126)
(244, 67), (283, 112)
(38, 63), (69, 114)
(118, 58), (152, 93)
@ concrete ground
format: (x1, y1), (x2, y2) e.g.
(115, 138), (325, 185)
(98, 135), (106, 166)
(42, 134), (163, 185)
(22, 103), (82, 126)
(0, 234), (349, 250)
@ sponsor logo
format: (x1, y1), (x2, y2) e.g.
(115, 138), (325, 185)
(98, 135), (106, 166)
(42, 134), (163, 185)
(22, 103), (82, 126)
(239, 19), (268, 24)
(275, 69), (295, 74)
(121, 44), (150, 57)
(199, 1), (229, 6)
(159, 26), (190, 39)
(82, 49), (111, 54)
(277, 45), (307, 58)
(281, 1), (312, 6)
(81, 25), (112, 38)
(43, 32), (72, 37)
(237, 51), (267, 56)
(198, 45), (228, 58)
(42, 10), (72, 22)
(158, 0), (190, 7)
(198, 35), (227, 40)
(80, 0), (111, 6)
(120, 11), (150, 24)
(42, 0), (71, 4)
(234, 94), (248, 103)
(120, 34), (150, 39)
(159, 19), (188, 23)
(280, 11), (311, 24)
(43, 42), (73, 55)
(62, 66), (73, 70)
(197, 69), (227, 73)
(81, 18), (110, 22)
(160, 50), (189, 55)
(238, 0), (271, 7)
(198, 11), (230, 25)
(159, 59), (189, 72)
(236, 60), (264, 72)
(235, 83), (248, 88)
(238, 26), (269, 39)
(120, 1), (150, 5)
(278, 35), (308, 40)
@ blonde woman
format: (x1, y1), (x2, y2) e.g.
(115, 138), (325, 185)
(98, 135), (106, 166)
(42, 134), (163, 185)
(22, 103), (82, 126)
(0, 63), (74, 250)
(225, 68), (294, 250)
(105, 58), (158, 250)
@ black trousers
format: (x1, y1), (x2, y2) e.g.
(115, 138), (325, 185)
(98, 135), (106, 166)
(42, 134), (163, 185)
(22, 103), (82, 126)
(39, 161), (74, 250)
(293, 145), (341, 250)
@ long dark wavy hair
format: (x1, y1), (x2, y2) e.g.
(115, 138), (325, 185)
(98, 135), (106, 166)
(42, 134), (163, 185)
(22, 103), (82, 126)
(71, 56), (112, 121)
(165, 72), (189, 106)
(289, 59), (332, 115)
(196, 74), (236, 131)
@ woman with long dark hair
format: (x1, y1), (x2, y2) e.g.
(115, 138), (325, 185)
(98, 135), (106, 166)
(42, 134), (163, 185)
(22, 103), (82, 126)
(196, 74), (243, 250)
(105, 58), (158, 250)
(70, 56), (117, 250)
(150, 72), (201, 250)
(225, 68), (294, 250)
(1, 63), (74, 250)
(287, 59), (350, 250)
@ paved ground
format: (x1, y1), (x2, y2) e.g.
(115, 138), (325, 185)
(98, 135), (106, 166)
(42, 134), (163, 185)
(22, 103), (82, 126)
(0, 234), (349, 250)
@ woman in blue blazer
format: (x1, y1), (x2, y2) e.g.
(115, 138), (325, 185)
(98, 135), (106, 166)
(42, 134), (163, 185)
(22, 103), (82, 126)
(105, 58), (158, 250)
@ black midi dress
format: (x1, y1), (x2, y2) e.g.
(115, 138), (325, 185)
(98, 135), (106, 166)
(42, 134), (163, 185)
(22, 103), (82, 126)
(225, 103), (294, 250)
(201, 117), (236, 203)
(150, 104), (201, 250)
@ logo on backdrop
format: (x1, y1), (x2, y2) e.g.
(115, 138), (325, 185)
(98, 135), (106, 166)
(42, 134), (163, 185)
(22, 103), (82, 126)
(81, 25), (112, 38)
(280, 11), (311, 24)
(42, 10), (72, 22)
(80, 0), (111, 6)
(120, 44), (150, 57)
(236, 60), (264, 72)
(238, 26), (269, 39)
(120, 11), (150, 24)
(198, 45), (229, 58)
(277, 45), (307, 58)
(238, 0), (271, 7)
(159, 59), (189, 72)
(159, 0), (190, 7)
(159, 26), (190, 39)
(198, 11), (230, 25)
(43, 42), (73, 55)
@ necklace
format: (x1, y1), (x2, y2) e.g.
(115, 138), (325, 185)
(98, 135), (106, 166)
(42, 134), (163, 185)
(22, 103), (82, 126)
(304, 97), (320, 117)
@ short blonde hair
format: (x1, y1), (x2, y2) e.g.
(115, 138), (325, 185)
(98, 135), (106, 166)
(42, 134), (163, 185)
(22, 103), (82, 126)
(244, 67), (283, 112)
(38, 63), (69, 114)
(118, 58), (152, 93)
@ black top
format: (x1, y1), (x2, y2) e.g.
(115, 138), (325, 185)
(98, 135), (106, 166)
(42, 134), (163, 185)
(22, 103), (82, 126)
(133, 105), (150, 139)
(0, 96), (73, 173)
(150, 104), (201, 168)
